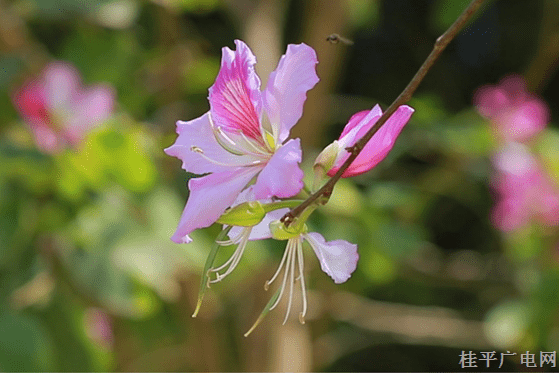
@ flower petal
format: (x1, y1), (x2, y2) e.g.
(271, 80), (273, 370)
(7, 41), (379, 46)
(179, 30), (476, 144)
(305, 232), (358, 284)
(492, 142), (534, 176)
(474, 86), (510, 118)
(67, 85), (114, 144)
(339, 105), (382, 140)
(263, 43), (319, 143)
(474, 75), (549, 142)
(329, 105), (414, 177)
(209, 40), (263, 141)
(252, 138), (304, 199)
(43, 62), (81, 112)
(495, 99), (549, 142)
(32, 127), (61, 153)
(171, 167), (259, 243)
(164, 113), (259, 175)
(13, 81), (49, 124)
(491, 194), (529, 232)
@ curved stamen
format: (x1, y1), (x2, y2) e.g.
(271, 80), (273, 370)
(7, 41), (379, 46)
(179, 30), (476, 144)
(265, 239), (292, 291)
(190, 146), (263, 168)
(269, 240), (294, 311)
(264, 237), (309, 324)
(209, 113), (269, 157)
(296, 238), (307, 324)
(239, 129), (268, 154)
(283, 238), (297, 324)
(209, 228), (251, 283)
(210, 115), (247, 156)
(259, 115), (276, 153)
(215, 227), (247, 246)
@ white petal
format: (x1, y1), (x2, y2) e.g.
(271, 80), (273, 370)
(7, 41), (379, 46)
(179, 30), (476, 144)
(305, 232), (358, 284)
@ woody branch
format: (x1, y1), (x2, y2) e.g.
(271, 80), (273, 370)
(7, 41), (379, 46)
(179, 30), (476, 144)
(281, 0), (487, 226)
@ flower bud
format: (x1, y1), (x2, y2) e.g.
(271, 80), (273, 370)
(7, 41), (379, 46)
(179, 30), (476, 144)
(312, 141), (340, 190)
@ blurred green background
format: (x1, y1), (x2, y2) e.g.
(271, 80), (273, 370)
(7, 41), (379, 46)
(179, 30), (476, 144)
(1, 0), (559, 371)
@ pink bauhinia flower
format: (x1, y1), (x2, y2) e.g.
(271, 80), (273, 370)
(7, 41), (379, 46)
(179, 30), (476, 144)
(474, 75), (550, 143)
(164, 40), (319, 244)
(12, 62), (114, 153)
(491, 142), (559, 231)
(315, 104), (414, 178)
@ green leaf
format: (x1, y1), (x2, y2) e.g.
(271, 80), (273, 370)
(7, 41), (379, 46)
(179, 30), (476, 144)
(192, 226), (232, 317)
(0, 311), (54, 371)
(536, 128), (559, 185)
(442, 111), (494, 157)
(0, 55), (23, 88)
(430, 0), (492, 33)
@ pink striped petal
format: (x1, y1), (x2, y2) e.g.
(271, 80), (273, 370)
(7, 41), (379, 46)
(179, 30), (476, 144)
(263, 43), (319, 143)
(305, 232), (358, 284)
(209, 40), (263, 141)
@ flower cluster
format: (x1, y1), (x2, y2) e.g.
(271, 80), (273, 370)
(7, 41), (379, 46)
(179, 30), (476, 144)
(474, 75), (549, 143)
(475, 75), (559, 232)
(492, 143), (559, 231)
(165, 40), (414, 332)
(13, 62), (114, 153)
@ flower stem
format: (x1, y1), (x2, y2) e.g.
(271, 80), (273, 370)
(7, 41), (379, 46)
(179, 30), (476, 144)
(281, 0), (488, 226)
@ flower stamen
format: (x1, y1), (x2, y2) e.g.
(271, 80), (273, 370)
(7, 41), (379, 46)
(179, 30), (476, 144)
(264, 237), (308, 324)
(296, 238), (307, 324)
(209, 228), (252, 283)
(209, 113), (268, 157)
(238, 129), (267, 154)
(190, 146), (264, 168)
(269, 240), (294, 311)
(283, 238), (297, 324)
(264, 239), (291, 291)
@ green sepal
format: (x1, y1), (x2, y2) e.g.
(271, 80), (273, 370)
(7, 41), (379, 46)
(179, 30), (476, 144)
(244, 286), (282, 337)
(192, 226), (232, 318)
(216, 201), (266, 227)
(269, 220), (308, 240)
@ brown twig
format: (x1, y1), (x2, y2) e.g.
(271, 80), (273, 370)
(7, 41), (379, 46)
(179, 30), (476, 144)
(281, 0), (487, 226)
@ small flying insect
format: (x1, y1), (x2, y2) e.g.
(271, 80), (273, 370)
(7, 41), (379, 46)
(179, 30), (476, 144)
(326, 34), (354, 45)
